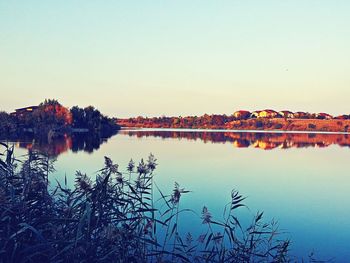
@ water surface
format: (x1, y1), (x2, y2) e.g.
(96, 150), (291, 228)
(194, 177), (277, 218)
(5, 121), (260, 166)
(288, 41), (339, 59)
(9, 129), (350, 261)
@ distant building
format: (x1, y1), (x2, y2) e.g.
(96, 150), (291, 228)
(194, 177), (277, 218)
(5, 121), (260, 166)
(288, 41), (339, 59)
(250, 111), (262, 118)
(11, 106), (39, 117)
(335, 115), (349, 120)
(278, 110), (294, 119)
(293, 111), (309, 119)
(233, 110), (251, 120)
(251, 109), (279, 118)
(316, 113), (333, 120)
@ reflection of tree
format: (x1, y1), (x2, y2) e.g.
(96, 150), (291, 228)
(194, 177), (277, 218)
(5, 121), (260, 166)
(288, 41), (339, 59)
(71, 133), (107, 154)
(119, 130), (350, 150)
(13, 130), (350, 156)
(16, 136), (72, 157)
(15, 132), (116, 157)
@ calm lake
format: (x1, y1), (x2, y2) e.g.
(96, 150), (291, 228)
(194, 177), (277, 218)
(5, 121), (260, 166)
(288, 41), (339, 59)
(10, 129), (350, 261)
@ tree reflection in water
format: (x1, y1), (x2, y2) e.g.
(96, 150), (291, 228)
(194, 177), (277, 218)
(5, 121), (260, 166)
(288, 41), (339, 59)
(11, 130), (350, 157)
(119, 130), (350, 150)
(13, 133), (113, 157)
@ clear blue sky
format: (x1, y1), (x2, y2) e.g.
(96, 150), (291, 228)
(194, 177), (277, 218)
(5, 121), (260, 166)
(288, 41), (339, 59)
(1, 1), (349, 117)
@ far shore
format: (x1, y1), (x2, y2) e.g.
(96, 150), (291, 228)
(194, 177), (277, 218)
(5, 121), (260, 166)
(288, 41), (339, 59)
(118, 118), (350, 134)
(120, 127), (350, 135)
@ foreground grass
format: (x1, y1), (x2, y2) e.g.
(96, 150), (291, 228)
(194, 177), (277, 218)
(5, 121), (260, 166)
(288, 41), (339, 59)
(0, 143), (325, 262)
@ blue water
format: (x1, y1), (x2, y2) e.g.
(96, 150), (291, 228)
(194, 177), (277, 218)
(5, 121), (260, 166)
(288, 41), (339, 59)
(12, 130), (350, 261)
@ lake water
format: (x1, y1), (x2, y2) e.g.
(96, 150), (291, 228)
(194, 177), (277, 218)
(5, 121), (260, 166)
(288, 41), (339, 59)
(10, 129), (350, 261)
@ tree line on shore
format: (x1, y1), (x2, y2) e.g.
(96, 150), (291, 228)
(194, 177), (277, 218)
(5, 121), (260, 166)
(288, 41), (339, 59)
(117, 109), (350, 130)
(118, 114), (236, 129)
(0, 99), (120, 139)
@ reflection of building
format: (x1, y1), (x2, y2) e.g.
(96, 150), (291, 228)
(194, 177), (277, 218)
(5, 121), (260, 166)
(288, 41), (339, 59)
(233, 140), (250, 148)
(121, 130), (350, 149)
(11, 106), (39, 117)
(280, 140), (294, 149)
(253, 140), (280, 150)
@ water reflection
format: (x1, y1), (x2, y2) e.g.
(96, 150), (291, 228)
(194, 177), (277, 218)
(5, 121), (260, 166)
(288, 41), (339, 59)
(13, 133), (113, 157)
(119, 129), (350, 150)
(5, 129), (350, 260)
(10, 129), (350, 157)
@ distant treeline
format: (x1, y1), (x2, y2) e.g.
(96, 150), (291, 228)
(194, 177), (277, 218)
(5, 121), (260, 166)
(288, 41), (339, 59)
(0, 99), (119, 139)
(118, 114), (236, 129)
(117, 109), (350, 131)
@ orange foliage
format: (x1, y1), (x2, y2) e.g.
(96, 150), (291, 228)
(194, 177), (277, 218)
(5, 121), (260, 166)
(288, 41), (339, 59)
(43, 105), (73, 125)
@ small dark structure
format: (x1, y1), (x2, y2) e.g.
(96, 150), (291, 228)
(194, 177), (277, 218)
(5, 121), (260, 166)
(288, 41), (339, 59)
(11, 106), (39, 117)
(316, 113), (333, 120)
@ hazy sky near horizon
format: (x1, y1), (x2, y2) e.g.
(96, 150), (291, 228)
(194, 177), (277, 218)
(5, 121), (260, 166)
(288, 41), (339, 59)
(1, 1), (349, 117)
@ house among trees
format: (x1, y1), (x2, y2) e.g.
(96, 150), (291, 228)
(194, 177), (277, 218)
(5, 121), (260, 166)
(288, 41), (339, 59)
(278, 110), (294, 119)
(316, 113), (333, 119)
(335, 114), (350, 120)
(262, 110), (279, 118)
(251, 109), (279, 118)
(233, 110), (251, 120)
(250, 111), (262, 118)
(11, 106), (39, 117)
(293, 112), (309, 119)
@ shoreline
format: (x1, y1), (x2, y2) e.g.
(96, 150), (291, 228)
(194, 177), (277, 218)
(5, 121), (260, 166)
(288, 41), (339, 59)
(120, 127), (350, 135)
(118, 118), (350, 134)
